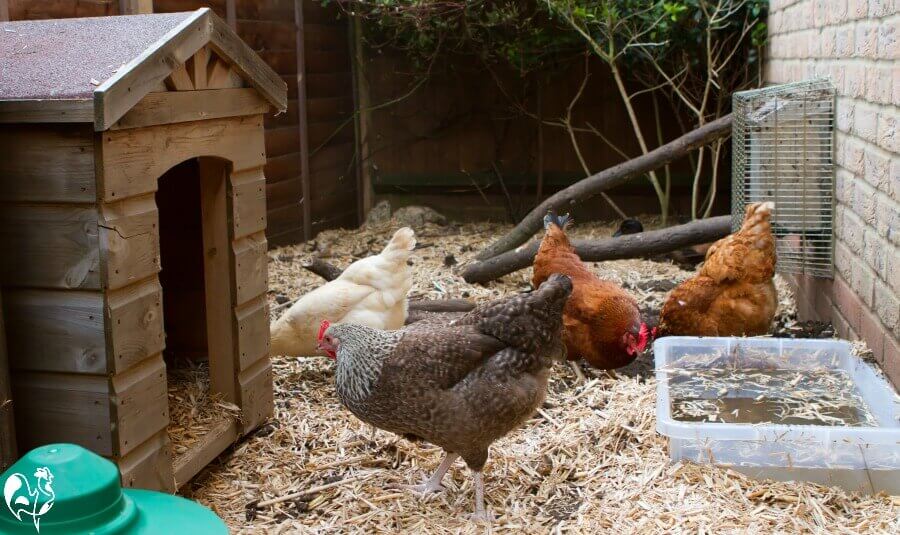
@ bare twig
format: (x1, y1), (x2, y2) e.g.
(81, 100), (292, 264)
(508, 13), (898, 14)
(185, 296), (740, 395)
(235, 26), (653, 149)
(257, 473), (377, 507)
(492, 161), (518, 224)
(562, 57), (627, 219)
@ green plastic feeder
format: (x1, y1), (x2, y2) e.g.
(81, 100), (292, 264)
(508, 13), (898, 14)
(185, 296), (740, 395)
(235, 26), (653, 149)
(0, 444), (228, 534)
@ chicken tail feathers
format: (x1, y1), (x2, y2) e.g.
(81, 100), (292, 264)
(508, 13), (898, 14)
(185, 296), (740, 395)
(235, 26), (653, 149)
(543, 211), (573, 231)
(741, 202), (775, 235)
(473, 273), (572, 354)
(379, 227), (416, 262)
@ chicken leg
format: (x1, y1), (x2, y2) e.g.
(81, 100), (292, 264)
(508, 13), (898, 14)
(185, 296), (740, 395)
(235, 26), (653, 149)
(403, 452), (459, 496)
(471, 471), (492, 523)
(569, 360), (587, 382)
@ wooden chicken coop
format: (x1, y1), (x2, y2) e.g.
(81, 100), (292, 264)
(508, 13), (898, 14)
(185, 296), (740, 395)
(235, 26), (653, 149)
(0, 9), (286, 491)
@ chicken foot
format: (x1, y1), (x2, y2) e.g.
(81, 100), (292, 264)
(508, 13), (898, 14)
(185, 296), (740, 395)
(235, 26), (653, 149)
(402, 452), (459, 496)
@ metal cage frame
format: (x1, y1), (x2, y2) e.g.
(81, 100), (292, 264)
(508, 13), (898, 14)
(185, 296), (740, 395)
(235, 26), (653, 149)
(732, 79), (836, 278)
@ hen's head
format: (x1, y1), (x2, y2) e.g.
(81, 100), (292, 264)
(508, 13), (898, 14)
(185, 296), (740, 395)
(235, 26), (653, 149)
(622, 322), (654, 356)
(316, 320), (338, 359)
(316, 322), (396, 365)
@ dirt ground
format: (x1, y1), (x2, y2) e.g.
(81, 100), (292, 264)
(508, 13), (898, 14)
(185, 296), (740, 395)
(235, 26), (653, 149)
(179, 217), (899, 534)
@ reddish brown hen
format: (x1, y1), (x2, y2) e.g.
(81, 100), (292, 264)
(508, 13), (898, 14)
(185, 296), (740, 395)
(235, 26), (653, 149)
(532, 213), (649, 375)
(658, 201), (778, 336)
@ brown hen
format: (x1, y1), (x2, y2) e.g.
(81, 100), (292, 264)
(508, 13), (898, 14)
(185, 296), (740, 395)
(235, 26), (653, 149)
(532, 213), (649, 376)
(317, 274), (572, 522)
(658, 202), (778, 337)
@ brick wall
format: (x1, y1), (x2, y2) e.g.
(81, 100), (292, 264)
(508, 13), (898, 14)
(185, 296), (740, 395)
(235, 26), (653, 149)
(765, 0), (899, 387)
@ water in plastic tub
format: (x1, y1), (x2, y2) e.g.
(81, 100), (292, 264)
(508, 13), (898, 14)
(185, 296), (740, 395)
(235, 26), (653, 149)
(655, 337), (900, 495)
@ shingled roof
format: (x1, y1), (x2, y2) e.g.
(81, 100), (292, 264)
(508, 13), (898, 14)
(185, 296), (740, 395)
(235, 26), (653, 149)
(0, 8), (287, 130)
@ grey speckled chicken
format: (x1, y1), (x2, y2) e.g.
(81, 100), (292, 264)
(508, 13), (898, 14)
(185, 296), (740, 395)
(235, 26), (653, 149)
(316, 274), (573, 522)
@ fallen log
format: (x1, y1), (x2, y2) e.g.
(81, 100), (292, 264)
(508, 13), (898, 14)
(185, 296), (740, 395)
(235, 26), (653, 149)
(475, 114), (733, 261)
(301, 258), (476, 313)
(462, 216), (732, 284)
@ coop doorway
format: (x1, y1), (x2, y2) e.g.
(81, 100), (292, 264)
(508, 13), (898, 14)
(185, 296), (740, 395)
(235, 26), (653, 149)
(156, 157), (238, 464)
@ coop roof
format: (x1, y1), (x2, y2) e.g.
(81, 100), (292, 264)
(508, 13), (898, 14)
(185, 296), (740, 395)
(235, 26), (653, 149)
(0, 8), (287, 130)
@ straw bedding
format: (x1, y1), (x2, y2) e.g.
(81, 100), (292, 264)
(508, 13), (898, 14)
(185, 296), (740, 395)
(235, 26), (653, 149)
(178, 217), (899, 534)
(167, 360), (241, 457)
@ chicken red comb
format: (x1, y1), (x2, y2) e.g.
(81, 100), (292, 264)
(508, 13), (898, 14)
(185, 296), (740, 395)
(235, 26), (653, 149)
(317, 320), (331, 343)
(637, 323), (651, 352)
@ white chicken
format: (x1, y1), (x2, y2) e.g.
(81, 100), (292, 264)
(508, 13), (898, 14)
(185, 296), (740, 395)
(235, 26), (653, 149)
(270, 227), (416, 356)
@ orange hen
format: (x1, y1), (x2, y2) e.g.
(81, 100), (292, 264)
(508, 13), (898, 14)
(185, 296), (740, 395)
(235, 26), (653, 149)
(658, 202), (778, 337)
(533, 213), (649, 371)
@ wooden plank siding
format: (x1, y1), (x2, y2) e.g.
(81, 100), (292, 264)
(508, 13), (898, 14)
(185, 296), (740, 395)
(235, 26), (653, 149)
(12, 371), (113, 455)
(105, 277), (165, 374)
(116, 429), (173, 490)
(98, 115), (266, 202)
(0, 124), (96, 203)
(109, 88), (270, 130)
(3, 290), (106, 374)
(302, 2), (357, 234)
(0, 204), (101, 290)
(109, 353), (169, 455)
(8, 1), (360, 245)
(99, 194), (161, 291)
(0, 291), (16, 471)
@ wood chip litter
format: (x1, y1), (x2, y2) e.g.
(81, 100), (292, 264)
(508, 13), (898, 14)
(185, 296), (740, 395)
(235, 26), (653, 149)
(175, 219), (898, 533)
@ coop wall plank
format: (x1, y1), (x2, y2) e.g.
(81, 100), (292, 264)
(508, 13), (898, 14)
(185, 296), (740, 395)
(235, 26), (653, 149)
(0, 204), (100, 290)
(0, 99), (95, 124)
(11, 371), (112, 455)
(172, 418), (238, 488)
(0, 291), (15, 471)
(110, 354), (168, 457)
(198, 159), (239, 404)
(115, 429), (174, 492)
(110, 88), (270, 130)
(237, 357), (273, 434)
(99, 194), (161, 290)
(235, 295), (269, 371)
(99, 115), (266, 202)
(230, 167), (267, 239)
(0, 124), (96, 203)
(3, 289), (106, 374)
(232, 232), (268, 305)
(105, 277), (165, 374)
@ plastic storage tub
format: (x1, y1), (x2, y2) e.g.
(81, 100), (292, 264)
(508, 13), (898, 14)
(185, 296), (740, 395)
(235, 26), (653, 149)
(655, 337), (900, 494)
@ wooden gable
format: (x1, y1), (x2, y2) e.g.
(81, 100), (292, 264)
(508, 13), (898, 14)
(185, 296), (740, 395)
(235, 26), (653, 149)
(109, 46), (271, 131)
(93, 8), (286, 131)
(0, 8), (287, 131)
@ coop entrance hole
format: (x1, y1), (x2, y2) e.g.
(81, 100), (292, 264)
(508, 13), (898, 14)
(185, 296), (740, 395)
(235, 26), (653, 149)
(158, 159), (208, 362)
(156, 157), (237, 466)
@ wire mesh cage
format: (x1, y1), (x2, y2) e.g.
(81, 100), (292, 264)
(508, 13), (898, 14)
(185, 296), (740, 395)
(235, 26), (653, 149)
(732, 79), (835, 278)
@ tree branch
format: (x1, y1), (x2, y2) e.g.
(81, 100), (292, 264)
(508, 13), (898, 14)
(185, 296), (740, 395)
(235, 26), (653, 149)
(475, 114), (733, 261)
(463, 216), (732, 284)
